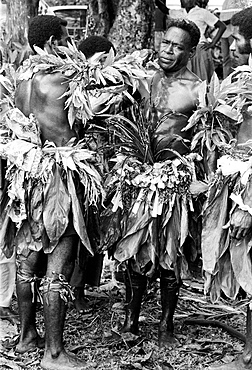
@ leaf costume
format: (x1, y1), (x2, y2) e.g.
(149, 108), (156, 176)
(99, 70), (215, 280)
(0, 44), (150, 259)
(100, 67), (243, 281)
(202, 151), (252, 302)
(201, 64), (252, 302)
(101, 151), (205, 280)
(0, 107), (104, 257)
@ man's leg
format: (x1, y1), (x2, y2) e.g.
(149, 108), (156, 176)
(70, 247), (92, 314)
(158, 267), (179, 348)
(208, 306), (252, 370)
(121, 268), (147, 335)
(41, 235), (87, 370)
(0, 249), (19, 325)
(16, 250), (45, 353)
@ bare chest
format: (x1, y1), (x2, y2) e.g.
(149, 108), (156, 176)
(151, 77), (199, 116)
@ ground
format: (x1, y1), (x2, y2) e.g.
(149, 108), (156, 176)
(0, 260), (247, 370)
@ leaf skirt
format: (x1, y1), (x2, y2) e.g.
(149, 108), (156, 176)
(0, 109), (105, 258)
(202, 153), (252, 302)
(100, 153), (205, 279)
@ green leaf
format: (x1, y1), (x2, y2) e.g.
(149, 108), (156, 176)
(114, 202), (152, 262)
(208, 72), (220, 106)
(43, 165), (71, 250)
(67, 170), (93, 256)
(197, 80), (207, 108)
(214, 105), (239, 121)
(103, 48), (116, 68)
(190, 130), (204, 150)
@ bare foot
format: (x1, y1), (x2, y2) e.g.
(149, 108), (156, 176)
(158, 330), (178, 349)
(208, 356), (252, 369)
(15, 335), (45, 354)
(121, 320), (139, 335)
(74, 297), (92, 314)
(0, 306), (20, 325)
(41, 349), (92, 370)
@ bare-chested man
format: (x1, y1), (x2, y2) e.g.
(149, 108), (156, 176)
(9, 15), (92, 370)
(3, 15), (146, 370)
(150, 19), (202, 161)
(101, 18), (203, 348)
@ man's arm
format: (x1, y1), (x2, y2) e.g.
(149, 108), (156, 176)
(155, 0), (169, 15)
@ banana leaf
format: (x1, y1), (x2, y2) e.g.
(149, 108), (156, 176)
(67, 170), (93, 256)
(201, 177), (230, 275)
(134, 218), (158, 277)
(43, 165), (71, 252)
(114, 201), (152, 262)
(217, 249), (240, 301)
(230, 236), (252, 296)
(161, 198), (181, 273)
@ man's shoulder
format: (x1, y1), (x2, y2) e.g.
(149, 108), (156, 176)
(17, 69), (67, 91)
(183, 68), (202, 84)
(32, 70), (67, 85)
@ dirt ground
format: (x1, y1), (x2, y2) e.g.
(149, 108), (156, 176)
(0, 260), (247, 370)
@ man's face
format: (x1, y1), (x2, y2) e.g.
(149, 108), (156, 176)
(230, 25), (251, 56)
(158, 27), (194, 73)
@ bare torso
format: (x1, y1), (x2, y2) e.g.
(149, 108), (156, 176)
(15, 71), (77, 146)
(150, 69), (201, 160)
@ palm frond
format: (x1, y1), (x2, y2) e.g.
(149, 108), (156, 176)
(104, 101), (155, 164)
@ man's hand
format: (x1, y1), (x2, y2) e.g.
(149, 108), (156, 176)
(230, 208), (252, 239)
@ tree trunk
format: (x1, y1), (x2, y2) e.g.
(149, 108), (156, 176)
(5, 0), (39, 43)
(108, 0), (155, 54)
(88, 0), (154, 54)
(88, 0), (118, 37)
(4, 0), (39, 67)
(5, 0), (29, 45)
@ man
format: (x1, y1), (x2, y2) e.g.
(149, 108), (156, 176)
(1, 15), (97, 370)
(201, 6), (252, 370)
(1, 14), (148, 369)
(101, 18), (204, 348)
(219, 0), (249, 78)
(181, 0), (226, 83)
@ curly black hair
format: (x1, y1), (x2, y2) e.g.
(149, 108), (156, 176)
(28, 15), (67, 53)
(231, 7), (252, 42)
(166, 17), (200, 48)
(78, 36), (116, 59)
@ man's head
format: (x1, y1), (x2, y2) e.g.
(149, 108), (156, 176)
(159, 18), (200, 73)
(180, 0), (196, 11)
(28, 15), (70, 53)
(231, 7), (252, 55)
(78, 36), (116, 59)
(196, 0), (208, 7)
